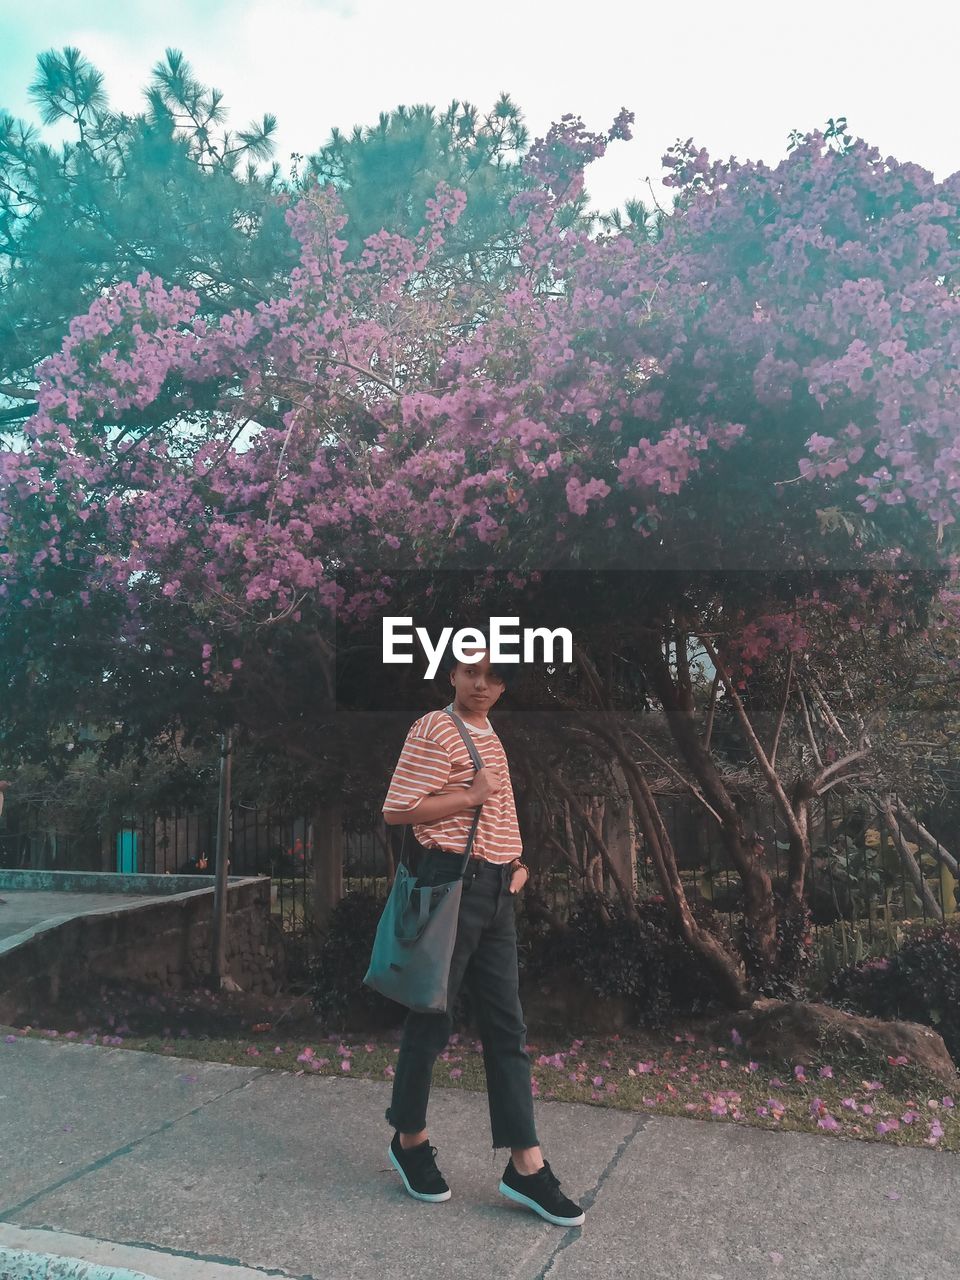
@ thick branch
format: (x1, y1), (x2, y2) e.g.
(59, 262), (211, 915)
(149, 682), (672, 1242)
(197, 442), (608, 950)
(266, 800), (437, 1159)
(887, 801), (960, 879)
(880, 796), (943, 922)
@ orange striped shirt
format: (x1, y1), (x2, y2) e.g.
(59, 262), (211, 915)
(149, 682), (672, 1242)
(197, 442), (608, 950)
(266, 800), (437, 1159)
(382, 706), (522, 863)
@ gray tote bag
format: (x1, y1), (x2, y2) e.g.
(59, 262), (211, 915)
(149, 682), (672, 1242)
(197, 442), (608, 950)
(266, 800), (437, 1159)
(362, 710), (485, 1013)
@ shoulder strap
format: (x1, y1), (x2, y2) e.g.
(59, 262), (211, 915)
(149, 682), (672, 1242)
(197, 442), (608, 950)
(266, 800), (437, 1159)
(446, 710), (485, 869)
(445, 709), (485, 771)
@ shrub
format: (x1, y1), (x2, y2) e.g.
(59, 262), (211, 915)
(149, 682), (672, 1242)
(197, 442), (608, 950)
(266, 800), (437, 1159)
(825, 922), (960, 1061)
(307, 891), (404, 1030)
(521, 892), (733, 1027)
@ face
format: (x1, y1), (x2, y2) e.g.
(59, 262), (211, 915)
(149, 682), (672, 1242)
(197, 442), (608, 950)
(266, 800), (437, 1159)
(449, 648), (506, 714)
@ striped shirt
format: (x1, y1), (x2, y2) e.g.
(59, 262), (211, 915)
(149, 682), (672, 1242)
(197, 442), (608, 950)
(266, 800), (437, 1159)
(382, 705), (522, 864)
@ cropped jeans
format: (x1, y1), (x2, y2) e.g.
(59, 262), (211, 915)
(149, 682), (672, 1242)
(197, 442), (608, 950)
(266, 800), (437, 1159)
(383, 848), (540, 1151)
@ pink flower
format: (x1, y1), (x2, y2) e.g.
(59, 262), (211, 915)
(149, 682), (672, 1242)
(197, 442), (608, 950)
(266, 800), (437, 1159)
(818, 1065), (833, 1079)
(926, 1120), (945, 1145)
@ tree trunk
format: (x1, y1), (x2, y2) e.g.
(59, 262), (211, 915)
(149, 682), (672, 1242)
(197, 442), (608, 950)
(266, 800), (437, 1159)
(638, 635), (779, 975)
(602, 764), (636, 899)
(578, 705), (752, 1007)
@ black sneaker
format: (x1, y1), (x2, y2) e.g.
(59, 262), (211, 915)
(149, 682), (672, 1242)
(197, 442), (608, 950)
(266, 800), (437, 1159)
(388, 1132), (451, 1202)
(499, 1157), (585, 1227)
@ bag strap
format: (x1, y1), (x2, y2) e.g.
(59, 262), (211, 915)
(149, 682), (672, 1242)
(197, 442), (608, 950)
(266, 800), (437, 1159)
(444, 709), (485, 875)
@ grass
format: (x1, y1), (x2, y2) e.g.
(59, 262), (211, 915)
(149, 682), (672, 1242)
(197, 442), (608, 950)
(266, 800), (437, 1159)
(2, 982), (958, 1153)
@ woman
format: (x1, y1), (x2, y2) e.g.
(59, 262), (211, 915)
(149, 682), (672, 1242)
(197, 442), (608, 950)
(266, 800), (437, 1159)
(380, 633), (585, 1228)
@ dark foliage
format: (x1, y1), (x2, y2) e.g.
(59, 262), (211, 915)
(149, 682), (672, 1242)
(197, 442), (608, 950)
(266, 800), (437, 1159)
(521, 892), (732, 1027)
(307, 891), (403, 1029)
(825, 922), (960, 1061)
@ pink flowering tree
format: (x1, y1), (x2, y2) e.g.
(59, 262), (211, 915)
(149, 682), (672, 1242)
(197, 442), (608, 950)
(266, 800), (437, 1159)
(3, 109), (960, 1001)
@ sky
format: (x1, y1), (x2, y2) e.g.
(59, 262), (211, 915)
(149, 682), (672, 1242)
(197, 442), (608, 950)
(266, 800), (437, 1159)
(2, 0), (960, 220)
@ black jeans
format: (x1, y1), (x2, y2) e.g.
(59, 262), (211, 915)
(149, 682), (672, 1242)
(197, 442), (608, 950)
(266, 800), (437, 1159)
(384, 849), (540, 1151)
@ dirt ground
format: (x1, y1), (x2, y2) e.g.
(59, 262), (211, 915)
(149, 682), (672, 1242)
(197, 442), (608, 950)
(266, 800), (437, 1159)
(14, 977), (332, 1042)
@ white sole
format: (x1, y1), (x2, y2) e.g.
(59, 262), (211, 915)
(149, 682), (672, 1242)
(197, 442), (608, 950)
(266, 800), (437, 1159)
(388, 1146), (451, 1202)
(498, 1180), (586, 1227)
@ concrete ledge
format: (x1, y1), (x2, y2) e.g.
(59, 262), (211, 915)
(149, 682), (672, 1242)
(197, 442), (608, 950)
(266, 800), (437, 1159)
(0, 872), (285, 1020)
(0, 870), (253, 896)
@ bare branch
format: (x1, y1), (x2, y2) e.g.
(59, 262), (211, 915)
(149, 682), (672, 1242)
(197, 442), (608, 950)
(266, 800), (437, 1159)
(768, 650), (794, 771)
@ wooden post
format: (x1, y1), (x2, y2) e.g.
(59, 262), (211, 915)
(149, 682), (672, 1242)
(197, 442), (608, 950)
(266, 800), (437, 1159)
(210, 726), (234, 988)
(313, 804), (344, 929)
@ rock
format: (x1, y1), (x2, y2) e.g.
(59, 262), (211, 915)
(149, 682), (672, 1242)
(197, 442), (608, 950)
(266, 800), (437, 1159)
(723, 999), (957, 1082)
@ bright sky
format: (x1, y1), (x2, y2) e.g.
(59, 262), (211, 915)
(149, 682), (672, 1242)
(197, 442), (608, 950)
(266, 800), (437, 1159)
(2, 0), (959, 219)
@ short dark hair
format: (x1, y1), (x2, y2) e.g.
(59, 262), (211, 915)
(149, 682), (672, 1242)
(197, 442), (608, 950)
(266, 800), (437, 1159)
(438, 628), (516, 687)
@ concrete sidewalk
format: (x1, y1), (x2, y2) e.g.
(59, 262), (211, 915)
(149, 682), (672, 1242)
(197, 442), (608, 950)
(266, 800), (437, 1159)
(1, 1035), (958, 1280)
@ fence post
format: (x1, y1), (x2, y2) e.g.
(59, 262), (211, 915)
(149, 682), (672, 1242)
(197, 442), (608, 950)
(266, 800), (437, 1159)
(313, 804), (344, 929)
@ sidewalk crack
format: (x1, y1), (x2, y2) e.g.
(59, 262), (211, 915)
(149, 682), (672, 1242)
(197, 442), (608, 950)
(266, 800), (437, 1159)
(0, 1070), (273, 1221)
(529, 1113), (647, 1280)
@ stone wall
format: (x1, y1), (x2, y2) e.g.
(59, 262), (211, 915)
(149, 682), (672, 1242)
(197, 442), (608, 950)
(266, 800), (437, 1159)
(0, 874), (287, 1023)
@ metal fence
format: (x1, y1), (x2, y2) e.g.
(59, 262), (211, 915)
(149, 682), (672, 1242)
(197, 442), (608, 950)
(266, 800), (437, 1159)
(2, 773), (957, 974)
(0, 801), (315, 961)
(339, 788), (960, 933)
